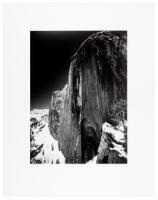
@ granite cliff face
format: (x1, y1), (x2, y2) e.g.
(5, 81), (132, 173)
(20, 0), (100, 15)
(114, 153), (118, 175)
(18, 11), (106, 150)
(49, 31), (127, 163)
(49, 85), (67, 140)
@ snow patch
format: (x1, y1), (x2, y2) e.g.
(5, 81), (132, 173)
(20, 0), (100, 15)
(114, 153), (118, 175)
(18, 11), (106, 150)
(87, 156), (97, 164)
(30, 109), (65, 164)
(102, 122), (125, 143)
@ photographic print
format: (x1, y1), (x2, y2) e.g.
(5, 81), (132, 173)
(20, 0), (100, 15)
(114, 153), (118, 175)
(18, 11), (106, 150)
(30, 31), (127, 164)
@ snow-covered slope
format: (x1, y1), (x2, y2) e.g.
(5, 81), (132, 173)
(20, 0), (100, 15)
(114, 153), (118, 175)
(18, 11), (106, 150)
(97, 121), (127, 163)
(87, 120), (127, 164)
(30, 109), (65, 164)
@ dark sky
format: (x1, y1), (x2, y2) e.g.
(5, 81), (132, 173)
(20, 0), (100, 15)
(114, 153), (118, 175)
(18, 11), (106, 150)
(30, 31), (99, 109)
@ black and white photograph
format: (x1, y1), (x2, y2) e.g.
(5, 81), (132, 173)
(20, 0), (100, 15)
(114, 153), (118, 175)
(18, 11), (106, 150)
(2, 1), (156, 197)
(30, 31), (127, 164)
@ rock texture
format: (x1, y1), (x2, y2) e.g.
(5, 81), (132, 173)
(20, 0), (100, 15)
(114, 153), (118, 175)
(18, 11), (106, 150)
(49, 31), (127, 163)
(30, 109), (65, 164)
(49, 85), (67, 140)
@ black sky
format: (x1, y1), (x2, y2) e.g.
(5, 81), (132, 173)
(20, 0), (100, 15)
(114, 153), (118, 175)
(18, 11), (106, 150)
(30, 31), (99, 109)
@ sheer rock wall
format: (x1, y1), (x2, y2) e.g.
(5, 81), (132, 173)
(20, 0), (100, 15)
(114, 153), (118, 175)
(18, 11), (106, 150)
(49, 31), (127, 163)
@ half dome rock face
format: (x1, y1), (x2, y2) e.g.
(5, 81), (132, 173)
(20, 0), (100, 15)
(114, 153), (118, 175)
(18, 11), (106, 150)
(49, 31), (127, 163)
